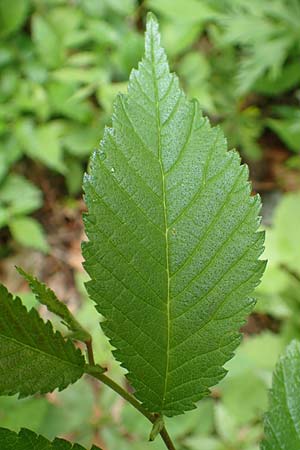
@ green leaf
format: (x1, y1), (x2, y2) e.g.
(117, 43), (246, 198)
(0, 284), (85, 397)
(16, 267), (91, 342)
(83, 13), (265, 416)
(62, 126), (99, 158)
(0, 0), (29, 38)
(149, 0), (215, 24)
(221, 370), (268, 426)
(178, 52), (213, 112)
(0, 395), (49, 433)
(148, 0), (215, 57)
(0, 427), (101, 450)
(0, 137), (22, 183)
(0, 174), (42, 219)
(261, 340), (300, 449)
(97, 82), (128, 115)
(47, 81), (93, 123)
(64, 157), (84, 195)
(273, 192), (300, 276)
(254, 61), (300, 96)
(183, 436), (227, 450)
(220, 1), (299, 93)
(10, 217), (49, 253)
(32, 14), (65, 69)
(38, 378), (95, 441)
(267, 113), (300, 153)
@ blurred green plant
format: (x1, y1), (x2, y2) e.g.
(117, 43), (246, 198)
(154, 0), (300, 159)
(256, 192), (300, 343)
(0, 0), (142, 250)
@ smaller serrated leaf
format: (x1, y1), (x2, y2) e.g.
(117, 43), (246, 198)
(0, 427), (102, 450)
(261, 340), (300, 449)
(0, 285), (85, 397)
(16, 267), (91, 342)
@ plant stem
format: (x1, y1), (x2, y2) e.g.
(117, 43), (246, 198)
(85, 339), (95, 365)
(85, 343), (176, 450)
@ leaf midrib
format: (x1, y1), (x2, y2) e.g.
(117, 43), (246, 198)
(149, 33), (170, 411)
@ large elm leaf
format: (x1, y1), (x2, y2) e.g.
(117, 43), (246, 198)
(0, 427), (101, 450)
(261, 340), (300, 450)
(0, 285), (85, 397)
(83, 13), (265, 417)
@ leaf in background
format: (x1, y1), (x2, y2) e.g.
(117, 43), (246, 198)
(15, 119), (66, 174)
(0, 67), (19, 101)
(32, 14), (65, 69)
(213, 333), (282, 436)
(0, 427), (102, 450)
(83, 14), (265, 416)
(64, 157), (85, 195)
(178, 52), (213, 112)
(221, 370), (268, 426)
(149, 0), (216, 57)
(0, 136), (22, 183)
(267, 108), (300, 153)
(220, 0), (299, 93)
(87, 20), (120, 47)
(38, 378), (95, 442)
(9, 217), (49, 253)
(0, 396), (49, 433)
(62, 126), (99, 158)
(97, 82), (128, 115)
(255, 226), (292, 319)
(254, 61), (300, 96)
(261, 340), (300, 449)
(183, 435), (228, 450)
(17, 267), (91, 342)
(0, 284), (85, 397)
(102, 0), (136, 16)
(0, 0), (29, 38)
(273, 192), (300, 276)
(215, 403), (261, 450)
(222, 106), (263, 161)
(149, 0), (215, 24)
(16, 80), (50, 121)
(52, 67), (101, 85)
(46, 6), (82, 48)
(0, 174), (42, 219)
(112, 30), (144, 77)
(47, 81), (93, 123)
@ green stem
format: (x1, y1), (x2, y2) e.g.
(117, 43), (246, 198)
(85, 339), (95, 366)
(85, 345), (176, 450)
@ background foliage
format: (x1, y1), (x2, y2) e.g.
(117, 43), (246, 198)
(0, 0), (300, 449)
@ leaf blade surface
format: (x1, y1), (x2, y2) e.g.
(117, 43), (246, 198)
(83, 13), (265, 416)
